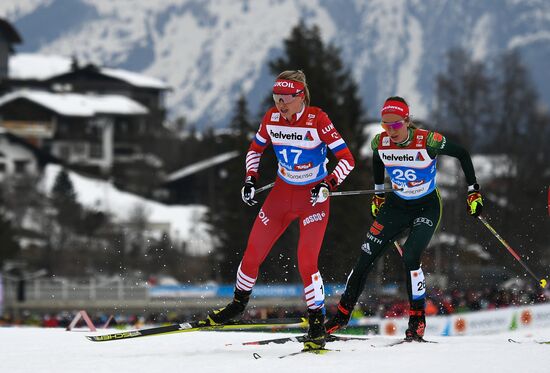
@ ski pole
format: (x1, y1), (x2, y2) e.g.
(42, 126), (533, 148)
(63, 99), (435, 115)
(478, 215), (547, 289)
(330, 187), (401, 197)
(255, 182), (275, 194)
(256, 183), (401, 196)
(393, 241), (404, 257)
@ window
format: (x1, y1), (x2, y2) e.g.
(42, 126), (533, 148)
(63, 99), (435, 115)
(58, 144), (70, 159)
(14, 160), (29, 174)
(89, 144), (103, 159)
(73, 142), (86, 156)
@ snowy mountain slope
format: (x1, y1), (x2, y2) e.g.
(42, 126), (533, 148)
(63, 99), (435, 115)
(41, 164), (212, 256)
(1, 0), (549, 128)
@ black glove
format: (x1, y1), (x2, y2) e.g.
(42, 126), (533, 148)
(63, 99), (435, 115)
(310, 181), (330, 206)
(241, 176), (257, 206)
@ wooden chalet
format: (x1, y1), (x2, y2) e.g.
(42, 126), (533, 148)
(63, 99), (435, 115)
(0, 18), (170, 179)
(0, 90), (148, 173)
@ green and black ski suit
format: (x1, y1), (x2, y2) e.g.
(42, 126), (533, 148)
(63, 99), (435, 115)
(339, 127), (478, 312)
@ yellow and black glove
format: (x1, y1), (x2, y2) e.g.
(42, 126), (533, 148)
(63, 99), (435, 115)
(371, 194), (386, 219)
(467, 184), (483, 217)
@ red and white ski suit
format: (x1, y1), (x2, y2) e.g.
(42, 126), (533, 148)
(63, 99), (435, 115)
(235, 105), (355, 310)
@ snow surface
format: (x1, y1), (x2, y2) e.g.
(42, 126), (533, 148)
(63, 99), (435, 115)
(1, 326), (549, 372)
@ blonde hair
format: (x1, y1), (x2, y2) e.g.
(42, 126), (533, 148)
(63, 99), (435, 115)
(276, 70), (310, 106)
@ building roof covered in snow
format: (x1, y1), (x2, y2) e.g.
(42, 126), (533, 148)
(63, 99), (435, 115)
(8, 53), (169, 90)
(0, 89), (149, 117)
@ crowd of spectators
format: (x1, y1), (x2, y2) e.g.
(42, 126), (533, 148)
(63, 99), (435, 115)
(1, 285), (547, 328)
(375, 286), (547, 318)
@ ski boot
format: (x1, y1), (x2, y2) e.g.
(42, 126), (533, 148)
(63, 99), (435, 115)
(404, 309), (426, 342)
(202, 289), (251, 326)
(303, 308), (326, 351)
(325, 302), (353, 334)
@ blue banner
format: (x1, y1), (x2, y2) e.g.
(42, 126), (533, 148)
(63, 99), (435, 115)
(149, 284), (346, 298)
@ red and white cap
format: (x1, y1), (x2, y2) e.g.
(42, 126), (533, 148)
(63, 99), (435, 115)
(273, 79), (305, 95)
(381, 100), (409, 118)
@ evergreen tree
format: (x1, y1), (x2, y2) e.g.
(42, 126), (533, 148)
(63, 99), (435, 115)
(434, 47), (493, 150)
(230, 94), (256, 142)
(48, 169), (82, 273)
(51, 169), (82, 230)
(0, 212), (20, 266)
(432, 47), (496, 283)
(433, 47), (549, 282)
(488, 50), (550, 269)
(207, 94), (261, 280)
(268, 21), (365, 151)
(492, 50), (541, 165)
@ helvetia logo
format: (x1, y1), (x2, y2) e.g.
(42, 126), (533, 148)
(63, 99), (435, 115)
(415, 152), (425, 161)
(381, 153), (414, 162)
(270, 130), (303, 140)
(304, 131), (314, 141)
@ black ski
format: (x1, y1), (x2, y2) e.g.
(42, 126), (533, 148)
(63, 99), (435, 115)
(232, 333), (368, 346)
(372, 337), (438, 348)
(508, 338), (550, 345)
(86, 317), (307, 342)
(278, 348), (338, 359)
